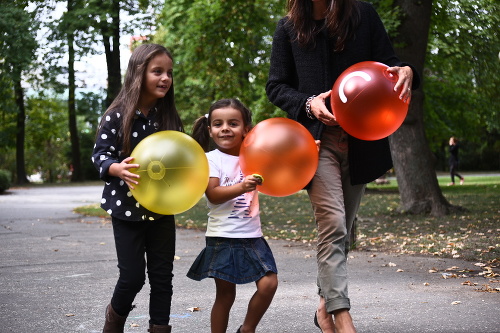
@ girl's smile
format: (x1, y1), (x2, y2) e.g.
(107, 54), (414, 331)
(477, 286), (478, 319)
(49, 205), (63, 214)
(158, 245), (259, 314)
(209, 107), (249, 156)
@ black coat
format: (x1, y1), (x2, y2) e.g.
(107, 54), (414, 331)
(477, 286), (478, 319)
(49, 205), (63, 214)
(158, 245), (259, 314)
(266, 1), (420, 185)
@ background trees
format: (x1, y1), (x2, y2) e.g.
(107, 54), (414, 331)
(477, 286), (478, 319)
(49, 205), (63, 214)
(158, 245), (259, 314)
(154, 0), (287, 129)
(0, 1), (39, 185)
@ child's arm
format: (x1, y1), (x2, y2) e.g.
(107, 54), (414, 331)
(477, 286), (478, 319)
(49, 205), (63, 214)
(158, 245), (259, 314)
(205, 174), (261, 205)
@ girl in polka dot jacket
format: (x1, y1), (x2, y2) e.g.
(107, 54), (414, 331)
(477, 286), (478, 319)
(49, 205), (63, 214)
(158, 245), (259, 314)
(91, 43), (183, 333)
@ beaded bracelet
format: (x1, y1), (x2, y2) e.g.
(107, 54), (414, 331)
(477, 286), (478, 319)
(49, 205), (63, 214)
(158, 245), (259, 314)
(305, 95), (316, 119)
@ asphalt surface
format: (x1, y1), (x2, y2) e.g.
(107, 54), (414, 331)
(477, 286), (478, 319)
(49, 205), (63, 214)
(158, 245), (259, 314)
(0, 185), (498, 333)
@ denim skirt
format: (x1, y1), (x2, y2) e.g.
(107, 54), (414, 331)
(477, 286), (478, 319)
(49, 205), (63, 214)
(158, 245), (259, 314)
(187, 237), (278, 284)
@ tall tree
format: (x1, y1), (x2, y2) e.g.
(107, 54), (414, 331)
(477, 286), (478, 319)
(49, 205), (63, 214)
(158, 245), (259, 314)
(0, 2), (39, 184)
(64, 0), (83, 181)
(387, 0), (456, 216)
(89, 0), (122, 107)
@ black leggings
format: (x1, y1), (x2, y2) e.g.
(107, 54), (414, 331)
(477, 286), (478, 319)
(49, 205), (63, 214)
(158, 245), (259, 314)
(450, 162), (463, 183)
(110, 215), (176, 325)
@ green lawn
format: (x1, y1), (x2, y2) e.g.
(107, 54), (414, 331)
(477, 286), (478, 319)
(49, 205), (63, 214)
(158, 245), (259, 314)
(75, 174), (500, 264)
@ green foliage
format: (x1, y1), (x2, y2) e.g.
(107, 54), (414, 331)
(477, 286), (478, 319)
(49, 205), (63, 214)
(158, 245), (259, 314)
(24, 95), (70, 182)
(154, 0), (287, 130)
(0, 170), (12, 192)
(0, 76), (17, 151)
(367, 0), (402, 36)
(424, 0), (500, 165)
(0, 3), (39, 82)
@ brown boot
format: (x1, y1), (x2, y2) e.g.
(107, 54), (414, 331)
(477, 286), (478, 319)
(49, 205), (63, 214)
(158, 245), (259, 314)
(102, 303), (127, 333)
(148, 324), (172, 333)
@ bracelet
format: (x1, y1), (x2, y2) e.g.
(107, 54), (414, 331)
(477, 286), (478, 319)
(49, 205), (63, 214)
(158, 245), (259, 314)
(305, 95), (316, 119)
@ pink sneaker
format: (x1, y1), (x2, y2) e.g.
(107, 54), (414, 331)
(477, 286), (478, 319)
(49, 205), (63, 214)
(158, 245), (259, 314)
(460, 178), (464, 185)
(448, 182), (455, 186)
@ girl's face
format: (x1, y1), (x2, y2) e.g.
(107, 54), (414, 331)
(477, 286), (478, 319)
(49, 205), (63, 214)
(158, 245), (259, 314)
(209, 107), (249, 156)
(140, 53), (173, 108)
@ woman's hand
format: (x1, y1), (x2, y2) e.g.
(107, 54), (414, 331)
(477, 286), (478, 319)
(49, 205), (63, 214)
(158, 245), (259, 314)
(108, 157), (140, 189)
(309, 90), (337, 126)
(387, 66), (413, 103)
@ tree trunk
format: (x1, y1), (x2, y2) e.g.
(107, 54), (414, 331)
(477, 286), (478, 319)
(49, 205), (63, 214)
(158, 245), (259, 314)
(389, 0), (456, 216)
(68, 0), (82, 182)
(102, 0), (121, 108)
(14, 79), (28, 185)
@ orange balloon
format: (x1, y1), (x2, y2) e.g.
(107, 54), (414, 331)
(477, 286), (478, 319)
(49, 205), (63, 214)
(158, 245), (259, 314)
(330, 61), (409, 141)
(239, 118), (318, 197)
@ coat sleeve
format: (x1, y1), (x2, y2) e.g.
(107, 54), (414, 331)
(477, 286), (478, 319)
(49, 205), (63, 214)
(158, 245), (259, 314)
(266, 18), (310, 121)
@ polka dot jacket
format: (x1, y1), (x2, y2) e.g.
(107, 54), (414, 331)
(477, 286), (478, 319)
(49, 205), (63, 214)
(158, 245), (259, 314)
(91, 107), (166, 221)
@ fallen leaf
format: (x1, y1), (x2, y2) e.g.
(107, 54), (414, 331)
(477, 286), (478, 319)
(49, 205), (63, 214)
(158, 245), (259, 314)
(396, 269), (404, 272)
(187, 307), (200, 312)
(462, 281), (478, 286)
(451, 301), (461, 305)
(445, 266), (460, 271)
(65, 313), (75, 317)
(130, 323), (140, 327)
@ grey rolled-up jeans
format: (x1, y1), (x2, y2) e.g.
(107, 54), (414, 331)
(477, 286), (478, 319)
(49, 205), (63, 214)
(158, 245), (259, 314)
(307, 125), (366, 313)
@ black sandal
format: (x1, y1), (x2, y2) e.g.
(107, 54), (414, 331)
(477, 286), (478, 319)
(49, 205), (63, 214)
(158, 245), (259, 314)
(314, 311), (323, 332)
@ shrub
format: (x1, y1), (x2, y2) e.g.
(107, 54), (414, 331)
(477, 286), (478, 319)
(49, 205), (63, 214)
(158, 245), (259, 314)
(0, 170), (12, 193)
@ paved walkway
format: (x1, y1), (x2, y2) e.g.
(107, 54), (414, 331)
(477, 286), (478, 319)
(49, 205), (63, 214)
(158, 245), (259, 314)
(0, 185), (498, 332)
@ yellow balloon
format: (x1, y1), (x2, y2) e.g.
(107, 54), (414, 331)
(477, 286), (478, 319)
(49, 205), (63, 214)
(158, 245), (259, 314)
(129, 131), (209, 215)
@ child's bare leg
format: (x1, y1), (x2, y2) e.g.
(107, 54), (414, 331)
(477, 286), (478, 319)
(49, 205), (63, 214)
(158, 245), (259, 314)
(211, 278), (236, 333)
(239, 272), (278, 333)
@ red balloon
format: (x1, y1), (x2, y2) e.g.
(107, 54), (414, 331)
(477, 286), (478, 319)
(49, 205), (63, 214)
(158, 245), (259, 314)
(239, 118), (318, 197)
(330, 61), (409, 141)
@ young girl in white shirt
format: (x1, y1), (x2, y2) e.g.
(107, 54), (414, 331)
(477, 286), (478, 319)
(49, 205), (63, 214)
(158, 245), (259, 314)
(187, 98), (278, 333)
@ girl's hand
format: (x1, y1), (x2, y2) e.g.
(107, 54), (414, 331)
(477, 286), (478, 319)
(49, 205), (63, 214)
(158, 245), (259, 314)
(387, 66), (413, 103)
(309, 90), (337, 126)
(241, 174), (262, 193)
(109, 157), (140, 189)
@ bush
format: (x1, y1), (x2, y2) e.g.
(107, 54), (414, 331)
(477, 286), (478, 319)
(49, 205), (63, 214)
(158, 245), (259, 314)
(0, 170), (11, 193)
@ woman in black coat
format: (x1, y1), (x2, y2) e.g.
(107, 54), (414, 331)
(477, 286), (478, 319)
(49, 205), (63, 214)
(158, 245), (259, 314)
(266, 0), (420, 331)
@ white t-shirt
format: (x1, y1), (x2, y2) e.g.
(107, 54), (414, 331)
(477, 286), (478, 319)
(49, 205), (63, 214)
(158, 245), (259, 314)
(205, 149), (262, 238)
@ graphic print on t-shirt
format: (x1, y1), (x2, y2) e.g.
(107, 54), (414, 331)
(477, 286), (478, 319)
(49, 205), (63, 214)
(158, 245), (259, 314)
(222, 170), (253, 219)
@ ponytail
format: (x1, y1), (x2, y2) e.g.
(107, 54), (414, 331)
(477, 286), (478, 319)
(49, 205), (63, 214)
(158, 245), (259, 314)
(192, 115), (211, 152)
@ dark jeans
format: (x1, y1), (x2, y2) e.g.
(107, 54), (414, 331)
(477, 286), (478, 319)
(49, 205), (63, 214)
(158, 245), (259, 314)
(110, 215), (176, 325)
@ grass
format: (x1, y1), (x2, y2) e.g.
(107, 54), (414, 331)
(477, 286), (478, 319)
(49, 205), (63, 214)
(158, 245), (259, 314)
(74, 174), (500, 265)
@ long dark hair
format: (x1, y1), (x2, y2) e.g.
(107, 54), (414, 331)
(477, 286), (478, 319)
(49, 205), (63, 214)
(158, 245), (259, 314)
(192, 98), (252, 152)
(286, 0), (360, 52)
(100, 43), (184, 156)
